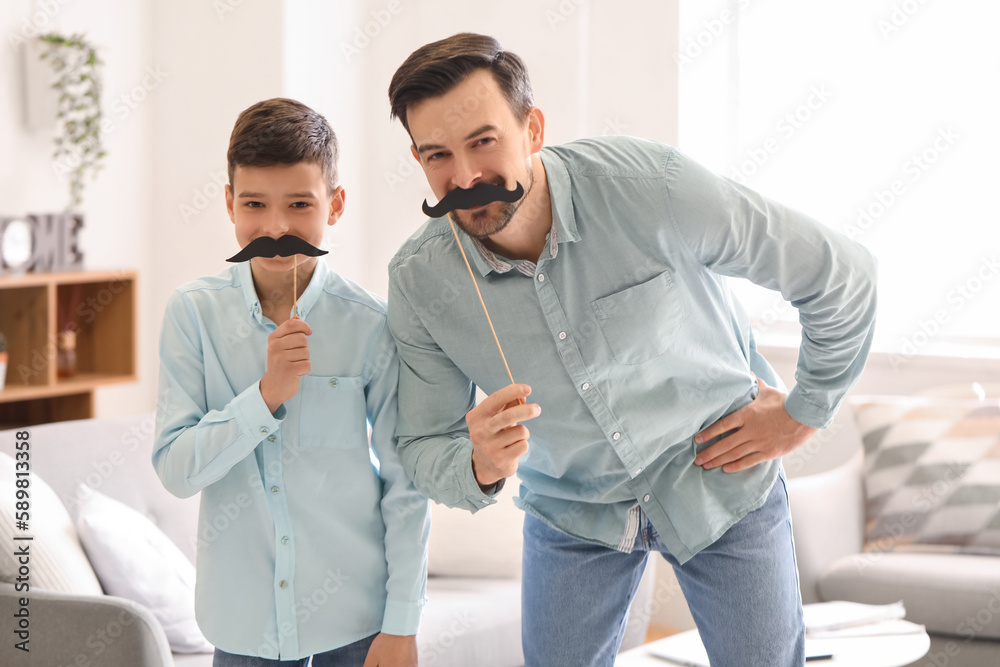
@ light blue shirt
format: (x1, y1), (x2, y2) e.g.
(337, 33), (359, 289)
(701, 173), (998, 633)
(154, 260), (430, 660)
(388, 136), (876, 563)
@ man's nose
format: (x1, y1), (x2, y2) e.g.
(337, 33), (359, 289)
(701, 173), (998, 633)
(451, 153), (482, 190)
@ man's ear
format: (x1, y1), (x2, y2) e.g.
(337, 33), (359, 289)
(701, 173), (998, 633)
(410, 144), (421, 164)
(526, 107), (545, 154)
(225, 183), (236, 224)
(327, 186), (346, 226)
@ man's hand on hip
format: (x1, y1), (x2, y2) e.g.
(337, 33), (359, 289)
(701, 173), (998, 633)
(467, 383), (540, 487)
(693, 377), (818, 473)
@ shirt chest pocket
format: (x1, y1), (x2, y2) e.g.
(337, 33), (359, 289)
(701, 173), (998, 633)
(591, 271), (690, 365)
(296, 374), (369, 449)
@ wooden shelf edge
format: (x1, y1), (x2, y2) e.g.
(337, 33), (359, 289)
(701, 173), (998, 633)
(0, 373), (137, 403)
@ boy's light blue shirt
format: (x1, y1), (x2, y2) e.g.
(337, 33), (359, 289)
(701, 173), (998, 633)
(388, 136), (877, 564)
(154, 259), (430, 660)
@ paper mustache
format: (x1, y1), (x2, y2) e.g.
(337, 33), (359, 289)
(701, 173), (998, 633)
(226, 235), (328, 263)
(422, 182), (525, 218)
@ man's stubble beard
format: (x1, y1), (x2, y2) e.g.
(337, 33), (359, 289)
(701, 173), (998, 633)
(448, 168), (534, 241)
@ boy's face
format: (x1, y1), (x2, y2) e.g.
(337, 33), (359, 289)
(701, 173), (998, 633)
(225, 161), (344, 277)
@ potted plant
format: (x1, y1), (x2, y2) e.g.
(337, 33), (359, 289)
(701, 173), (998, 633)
(37, 32), (105, 211)
(0, 333), (8, 392)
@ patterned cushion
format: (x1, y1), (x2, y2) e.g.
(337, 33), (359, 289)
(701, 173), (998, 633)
(852, 396), (1000, 556)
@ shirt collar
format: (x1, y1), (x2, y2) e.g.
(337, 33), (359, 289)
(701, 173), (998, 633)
(236, 258), (328, 324)
(455, 147), (582, 277)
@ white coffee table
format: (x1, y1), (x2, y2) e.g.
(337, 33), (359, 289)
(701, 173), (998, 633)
(617, 619), (930, 667)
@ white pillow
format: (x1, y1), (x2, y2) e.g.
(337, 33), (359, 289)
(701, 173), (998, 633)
(0, 452), (102, 595)
(427, 477), (524, 579)
(74, 486), (213, 653)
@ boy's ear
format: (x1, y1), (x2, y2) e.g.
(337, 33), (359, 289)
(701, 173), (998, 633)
(327, 186), (346, 226)
(225, 183), (236, 224)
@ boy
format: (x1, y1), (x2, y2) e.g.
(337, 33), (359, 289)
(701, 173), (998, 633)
(154, 98), (429, 666)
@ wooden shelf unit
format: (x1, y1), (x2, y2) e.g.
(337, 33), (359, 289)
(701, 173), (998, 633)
(0, 270), (136, 427)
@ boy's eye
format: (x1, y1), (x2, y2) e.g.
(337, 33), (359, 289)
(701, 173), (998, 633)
(245, 201), (264, 208)
(291, 201), (310, 208)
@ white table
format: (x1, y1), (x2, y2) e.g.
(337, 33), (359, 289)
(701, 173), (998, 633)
(616, 621), (930, 667)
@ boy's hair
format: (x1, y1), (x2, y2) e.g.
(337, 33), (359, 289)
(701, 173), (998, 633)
(227, 98), (338, 192)
(388, 33), (533, 134)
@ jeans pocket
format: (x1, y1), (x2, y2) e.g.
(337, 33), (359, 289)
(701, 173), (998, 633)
(297, 374), (368, 448)
(592, 270), (690, 365)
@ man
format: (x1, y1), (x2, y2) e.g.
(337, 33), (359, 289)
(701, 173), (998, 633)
(386, 33), (876, 667)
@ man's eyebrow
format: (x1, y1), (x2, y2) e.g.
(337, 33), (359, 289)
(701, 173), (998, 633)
(415, 124), (498, 155)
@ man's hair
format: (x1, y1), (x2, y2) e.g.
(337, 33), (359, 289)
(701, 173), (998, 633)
(388, 33), (534, 134)
(227, 98), (338, 192)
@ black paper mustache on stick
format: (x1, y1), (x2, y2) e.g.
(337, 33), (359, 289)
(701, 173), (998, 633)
(226, 235), (328, 263)
(422, 182), (525, 218)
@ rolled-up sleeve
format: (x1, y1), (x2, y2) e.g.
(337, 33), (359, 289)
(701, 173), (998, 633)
(663, 149), (878, 428)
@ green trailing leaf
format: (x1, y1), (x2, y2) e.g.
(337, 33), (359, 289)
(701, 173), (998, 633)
(38, 32), (105, 212)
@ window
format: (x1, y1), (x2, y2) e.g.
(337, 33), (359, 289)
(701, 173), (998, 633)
(678, 0), (1000, 357)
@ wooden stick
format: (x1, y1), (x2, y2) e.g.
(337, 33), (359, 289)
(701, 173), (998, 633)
(447, 219), (520, 394)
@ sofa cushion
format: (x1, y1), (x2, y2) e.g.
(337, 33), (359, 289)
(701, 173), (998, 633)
(428, 478), (524, 579)
(852, 396), (1000, 556)
(419, 577), (523, 666)
(818, 552), (1000, 640)
(0, 452), (103, 596)
(75, 486), (213, 653)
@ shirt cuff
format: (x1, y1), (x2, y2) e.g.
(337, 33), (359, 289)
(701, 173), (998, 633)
(784, 389), (834, 429)
(457, 438), (502, 511)
(381, 597), (425, 636)
(232, 381), (285, 436)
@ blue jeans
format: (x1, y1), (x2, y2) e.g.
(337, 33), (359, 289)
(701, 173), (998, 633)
(521, 472), (805, 667)
(213, 634), (378, 667)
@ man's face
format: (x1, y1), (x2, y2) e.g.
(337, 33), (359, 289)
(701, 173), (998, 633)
(407, 69), (536, 239)
(225, 162), (344, 275)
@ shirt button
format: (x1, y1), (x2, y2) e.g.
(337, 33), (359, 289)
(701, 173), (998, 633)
(260, 426), (268, 434)
(558, 331), (567, 340)
(635, 468), (642, 475)
(481, 500), (489, 505)
(268, 435), (276, 443)
(582, 382), (591, 391)
(329, 378), (338, 388)
(612, 432), (621, 440)
(643, 494), (651, 502)
(271, 486), (280, 494)
(281, 536), (289, 545)
(537, 273), (546, 282)
(279, 580), (288, 589)
(253, 304), (260, 314)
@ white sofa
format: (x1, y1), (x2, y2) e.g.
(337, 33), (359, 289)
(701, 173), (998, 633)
(0, 414), (654, 666)
(786, 388), (1000, 667)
